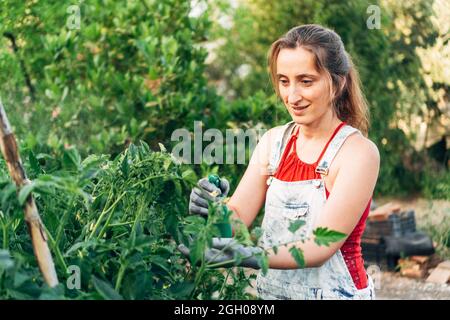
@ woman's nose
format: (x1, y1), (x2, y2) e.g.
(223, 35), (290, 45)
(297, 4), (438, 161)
(287, 84), (303, 105)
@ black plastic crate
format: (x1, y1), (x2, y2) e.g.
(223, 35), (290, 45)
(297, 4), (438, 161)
(361, 239), (398, 271)
(363, 210), (416, 238)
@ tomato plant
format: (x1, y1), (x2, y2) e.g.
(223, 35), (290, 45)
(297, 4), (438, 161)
(0, 141), (256, 299)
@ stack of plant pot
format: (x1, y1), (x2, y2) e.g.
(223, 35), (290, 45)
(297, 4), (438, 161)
(362, 202), (435, 272)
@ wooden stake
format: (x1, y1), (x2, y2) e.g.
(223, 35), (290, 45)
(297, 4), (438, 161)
(0, 100), (58, 287)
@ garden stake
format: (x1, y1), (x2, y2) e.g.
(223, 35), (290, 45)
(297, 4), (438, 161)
(0, 100), (58, 287)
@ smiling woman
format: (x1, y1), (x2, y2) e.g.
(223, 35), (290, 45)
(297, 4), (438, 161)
(186, 24), (380, 300)
(268, 25), (369, 136)
(275, 47), (331, 121)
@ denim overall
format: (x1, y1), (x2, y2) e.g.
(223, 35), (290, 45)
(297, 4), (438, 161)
(256, 121), (375, 300)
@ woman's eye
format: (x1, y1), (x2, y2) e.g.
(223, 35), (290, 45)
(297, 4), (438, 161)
(302, 80), (312, 85)
(279, 79), (289, 85)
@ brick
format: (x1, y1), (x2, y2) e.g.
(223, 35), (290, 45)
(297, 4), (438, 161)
(410, 256), (430, 265)
(401, 267), (425, 279)
(426, 267), (450, 284)
(437, 260), (450, 270)
(369, 202), (402, 221)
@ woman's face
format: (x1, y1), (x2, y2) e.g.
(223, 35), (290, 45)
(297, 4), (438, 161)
(276, 46), (333, 126)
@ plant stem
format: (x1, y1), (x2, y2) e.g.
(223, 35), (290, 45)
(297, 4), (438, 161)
(88, 189), (113, 239)
(108, 220), (146, 227)
(206, 259), (237, 269)
(89, 190), (127, 239)
(96, 191), (127, 239)
(55, 197), (76, 247)
(43, 224), (68, 272)
(115, 262), (127, 291)
(130, 174), (169, 188)
(0, 219), (8, 249)
(218, 269), (231, 299)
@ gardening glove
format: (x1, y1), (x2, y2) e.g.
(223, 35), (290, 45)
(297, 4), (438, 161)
(178, 237), (262, 269)
(189, 177), (230, 217)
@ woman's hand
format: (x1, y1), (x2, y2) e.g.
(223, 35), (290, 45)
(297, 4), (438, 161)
(188, 177), (230, 217)
(178, 237), (262, 269)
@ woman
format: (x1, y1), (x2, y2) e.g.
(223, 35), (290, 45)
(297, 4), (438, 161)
(186, 24), (380, 300)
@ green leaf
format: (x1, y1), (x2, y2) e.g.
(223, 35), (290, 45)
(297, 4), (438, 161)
(288, 246), (305, 268)
(181, 169), (194, 179)
(28, 151), (42, 175)
(139, 140), (151, 154)
(288, 220), (306, 233)
(1, 183), (16, 207)
(38, 284), (66, 300)
(313, 227), (347, 247)
(163, 157), (172, 171)
(148, 255), (171, 274)
(62, 147), (81, 171)
(189, 237), (205, 266)
(13, 272), (30, 288)
(18, 182), (36, 205)
(129, 144), (138, 159)
(64, 240), (98, 257)
(169, 281), (195, 297)
(250, 227), (263, 242)
(92, 276), (123, 300)
(0, 250), (14, 270)
(121, 154), (129, 178)
(257, 254), (269, 275)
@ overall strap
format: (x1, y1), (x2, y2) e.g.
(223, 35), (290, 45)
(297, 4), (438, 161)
(315, 125), (360, 176)
(267, 121), (296, 176)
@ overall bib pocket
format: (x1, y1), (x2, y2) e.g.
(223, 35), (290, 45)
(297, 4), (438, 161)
(283, 202), (309, 219)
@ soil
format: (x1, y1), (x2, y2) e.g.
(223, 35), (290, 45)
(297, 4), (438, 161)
(374, 271), (450, 300)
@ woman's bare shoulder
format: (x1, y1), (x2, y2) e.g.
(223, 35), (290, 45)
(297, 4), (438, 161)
(259, 124), (287, 145)
(250, 124), (287, 166)
(340, 132), (380, 168)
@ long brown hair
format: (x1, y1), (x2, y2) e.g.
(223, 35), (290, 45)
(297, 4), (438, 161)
(268, 24), (370, 136)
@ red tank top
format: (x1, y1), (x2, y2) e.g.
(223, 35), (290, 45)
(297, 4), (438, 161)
(274, 122), (370, 290)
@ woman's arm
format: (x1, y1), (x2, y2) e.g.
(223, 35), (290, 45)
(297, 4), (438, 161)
(226, 127), (279, 227)
(267, 134), (380, 268)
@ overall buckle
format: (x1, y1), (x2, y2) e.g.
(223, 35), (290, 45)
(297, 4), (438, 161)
(315, 166), (329, 175)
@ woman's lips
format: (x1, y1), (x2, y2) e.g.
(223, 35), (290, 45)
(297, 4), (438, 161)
(292, 104), (310, 115)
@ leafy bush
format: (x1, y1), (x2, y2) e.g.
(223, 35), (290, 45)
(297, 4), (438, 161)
(420, 166), (450, 201)
(0, 0), (218, 156)
(0, 141), (255, 299)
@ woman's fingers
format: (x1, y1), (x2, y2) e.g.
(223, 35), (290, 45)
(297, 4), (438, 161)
(205, 248), (234, 266)
(211, 237), (236, 250)
(179, 243), (234, 267)
(189, 176), (229, 217)
(189, 201), (209, 217)
(190, 188), (209, 207)
(219, 178), (230, 197)
(198, 178), (222, 197)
